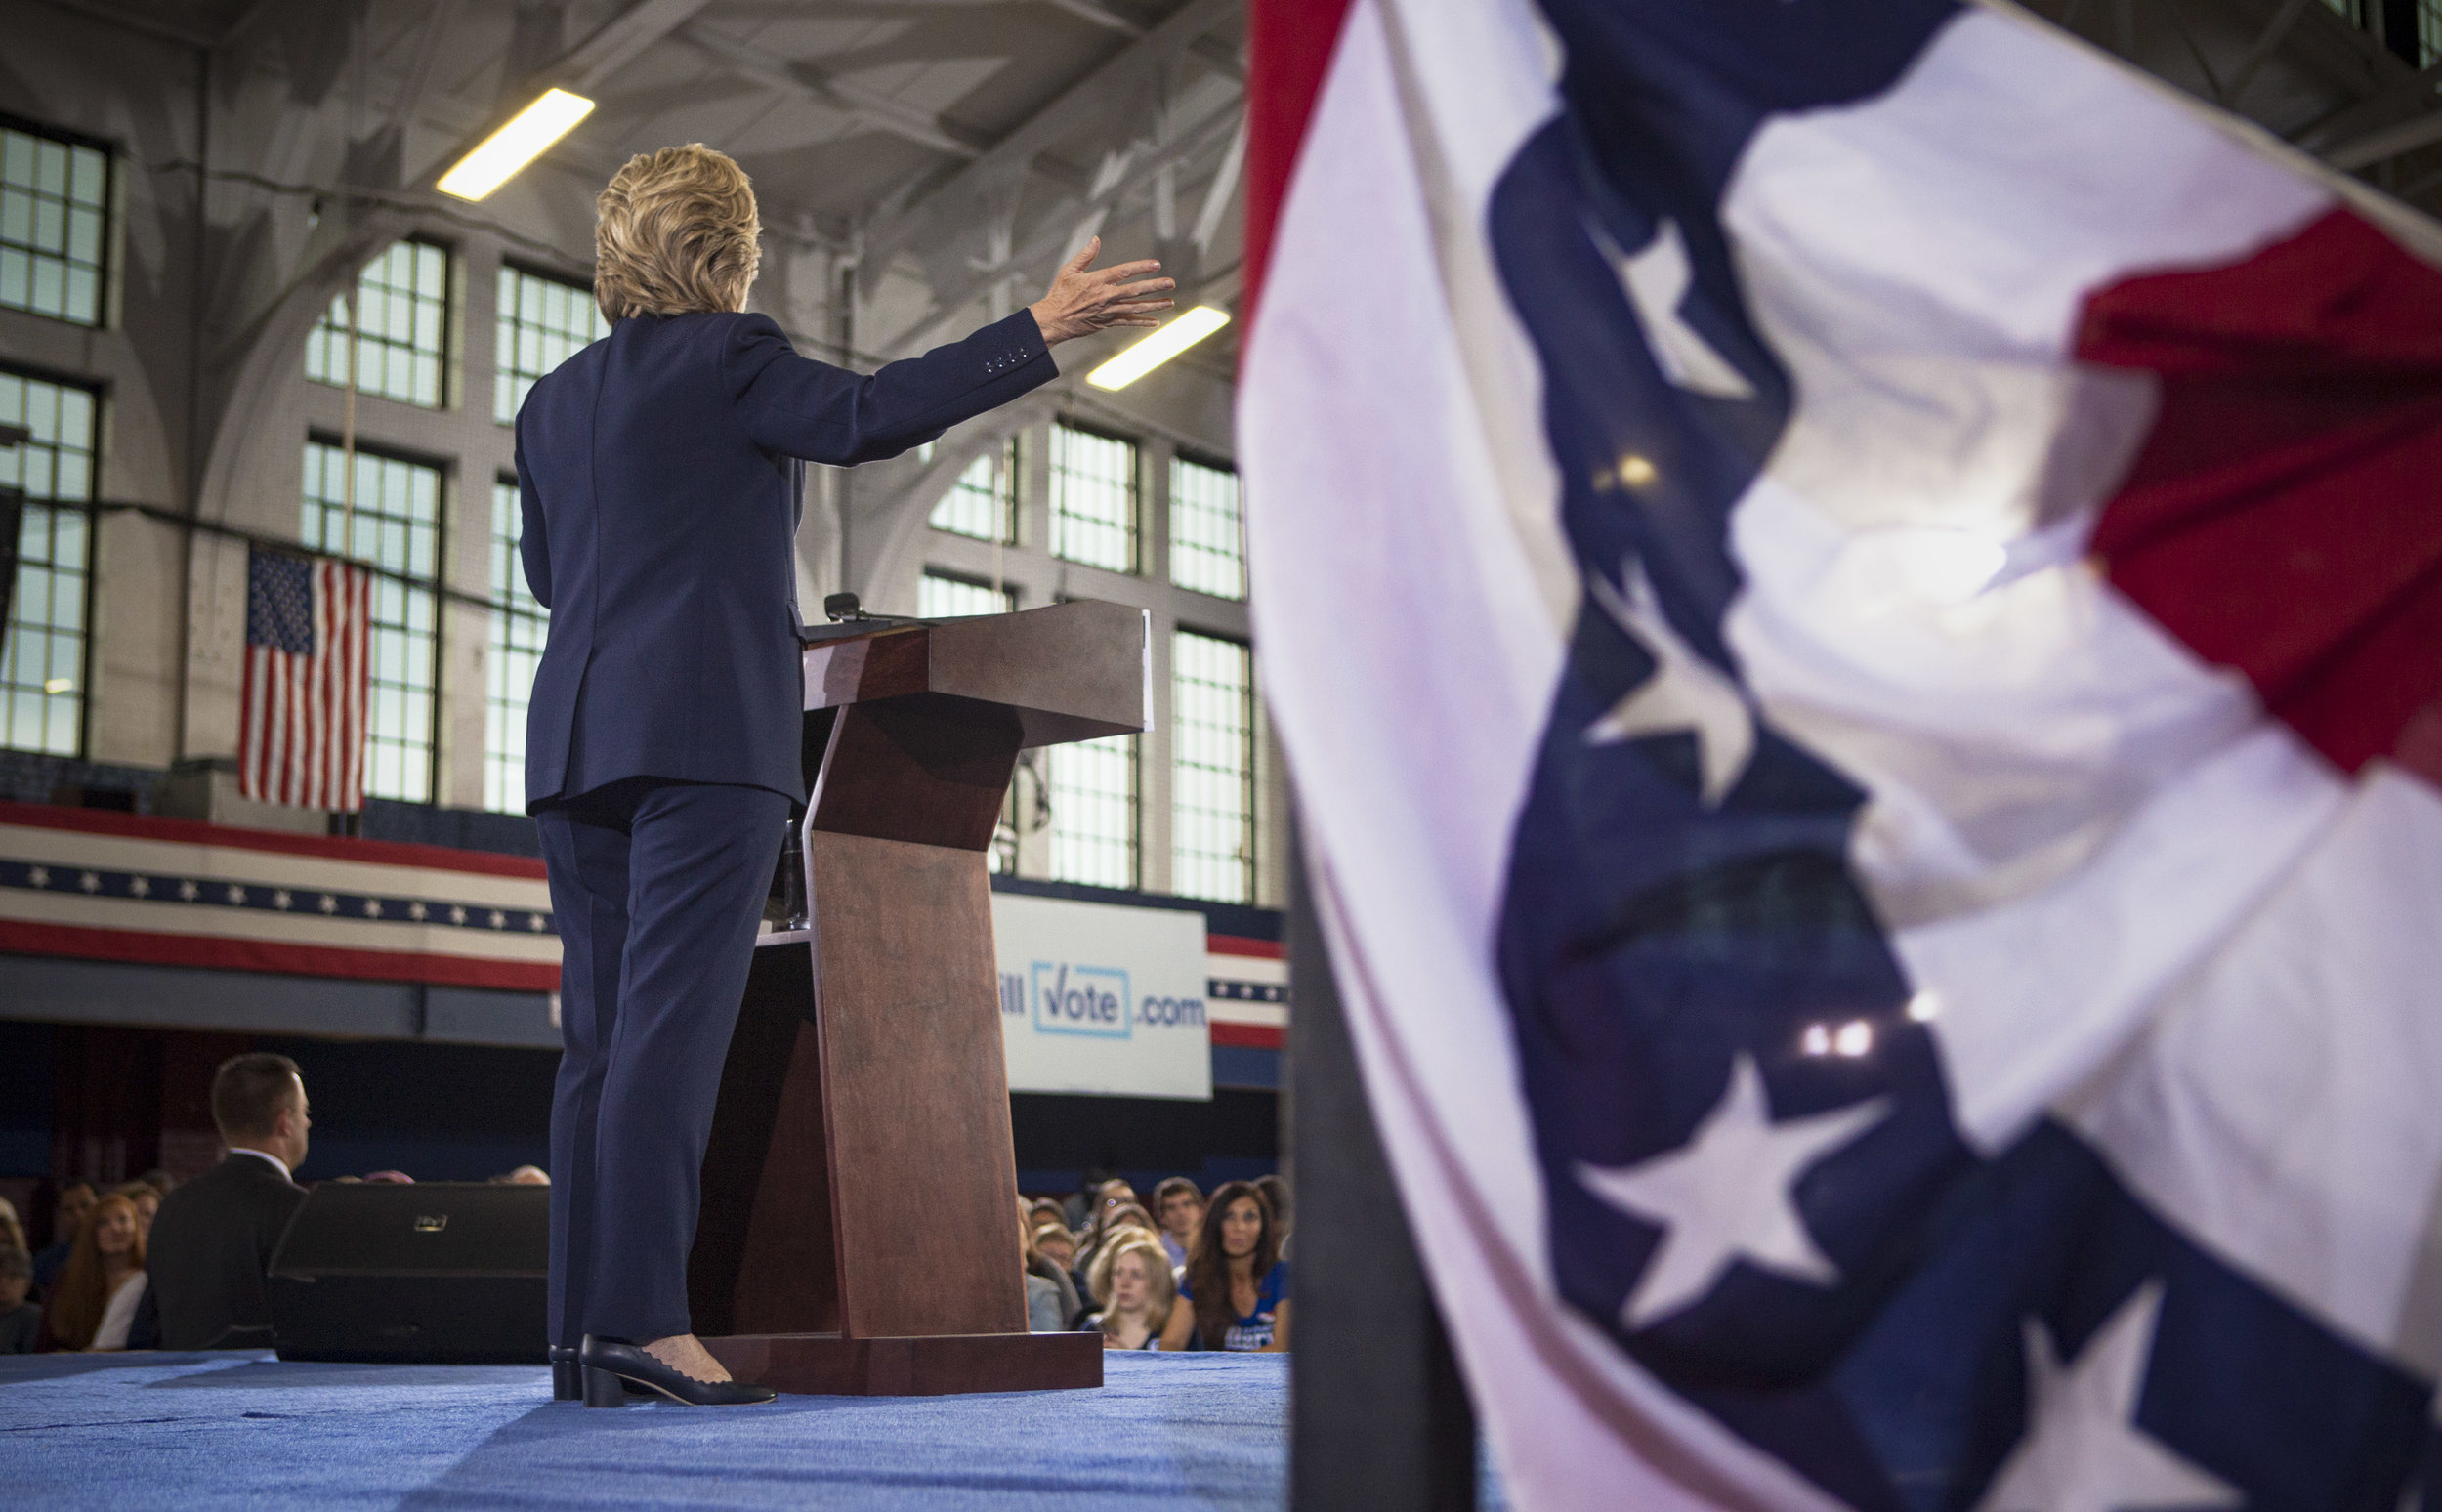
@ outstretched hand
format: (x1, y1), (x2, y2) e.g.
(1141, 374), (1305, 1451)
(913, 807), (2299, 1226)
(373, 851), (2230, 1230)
(1029, 237), (1175, 346)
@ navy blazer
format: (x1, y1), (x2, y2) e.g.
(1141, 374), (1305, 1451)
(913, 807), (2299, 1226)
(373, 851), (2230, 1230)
(515, 308), (1056, 809)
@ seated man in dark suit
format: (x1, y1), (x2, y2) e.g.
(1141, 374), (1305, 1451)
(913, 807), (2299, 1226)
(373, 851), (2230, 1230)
(144, 1054), (312, 1349)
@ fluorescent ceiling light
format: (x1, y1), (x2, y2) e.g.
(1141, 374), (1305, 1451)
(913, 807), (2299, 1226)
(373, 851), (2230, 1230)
(1085, 306), (1231, 391)
(437, 88), (596, 201)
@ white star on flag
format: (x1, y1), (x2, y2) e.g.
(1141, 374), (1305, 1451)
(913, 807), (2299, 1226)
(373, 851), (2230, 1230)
(1584, 559), (1757, 807)
(129, 876), (149, 898)
(224, 884), (245, 904)
(489, 909), (506, 929)
(79, 871), (100, 892)
(27, 866), (49, 888)
(177, 879), (198, 901)
(1593, 215), (1756, 400)
(364, 899), (382, 918)
(408, 901), (428, 921)
(449, 905), (467, 926)
(274, 890), (291, 909)
(1577, 1054), (1885, 1328)
(318, 894), (337, 913)
(1976, 1281), (2239, 1512)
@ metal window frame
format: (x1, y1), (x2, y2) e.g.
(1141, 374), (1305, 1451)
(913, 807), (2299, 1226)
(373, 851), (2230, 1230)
(0, 110), (115, 331)
(0, 357), (105, 758)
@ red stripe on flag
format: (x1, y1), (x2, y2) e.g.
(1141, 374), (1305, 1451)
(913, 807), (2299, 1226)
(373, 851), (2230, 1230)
(1244, 0), (1361, 332)
(0, 799), (549, 877)
(2080, 208), (2442, 779)
(1208, 933), (1285, 960)
(343, 567), (368, 811)
(0, 918), (560, 992)
(1211, 1022), (1284, 1049)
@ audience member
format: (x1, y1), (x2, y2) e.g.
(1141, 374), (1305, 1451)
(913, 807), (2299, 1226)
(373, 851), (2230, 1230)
(1081, 1201), (1157, 1277)
(1253, 1174), (1291, 1239)
(363, 1170), (414, 1184)
(1018, 1203), (1082, 1328)
(1084, 1234), (1175, 1351)
(1028, 1197), (1065, 1230)
(145, 1053), (312, 1350)
(31, 1181), (95, 1288)
(1019, 1201), (1066, 1333)
(0, 1247), (36, 1354)
(1152, 1177), (1202, 1268)
(111, 1182), (160, 1242)
(136, 1169), (176, 1197)
(1163, 1181), (1289, 1353)
(490, 1166), (550, 1186)
(1031, 1222), (1077, 1276)
(1064, 1168), (1118, 1231)
(0, 1197), (23, 1255)
(41, 1192), (150, 1351)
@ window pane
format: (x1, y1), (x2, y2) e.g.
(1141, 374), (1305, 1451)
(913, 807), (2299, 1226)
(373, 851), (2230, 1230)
(485, 478), (551, 812)
(494, 265), (610, 424)
(1168, 455), (1245, 601)
(929, 439), (1019, 543)
(0, 122), (106, 326)
(0, 368), (98, 752)
(1049, 424), (1138, 573)
(1170, 631), (1253, 903)
(917, 572), (1014, 620)
(302, 440), (440, 800)
(305, 239), (453, 409)
(1048, 732), (1139, 889)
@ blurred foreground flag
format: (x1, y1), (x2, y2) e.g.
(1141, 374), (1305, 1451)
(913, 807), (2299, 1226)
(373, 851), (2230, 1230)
(1239, 1), (2442, 1506)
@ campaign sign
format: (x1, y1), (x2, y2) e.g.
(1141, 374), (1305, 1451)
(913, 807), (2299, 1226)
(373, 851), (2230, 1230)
(992, 892), (1211, 1101)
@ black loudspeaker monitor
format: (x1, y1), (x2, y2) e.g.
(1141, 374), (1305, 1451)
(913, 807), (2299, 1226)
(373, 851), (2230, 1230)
(268, 1183), (548, 1364)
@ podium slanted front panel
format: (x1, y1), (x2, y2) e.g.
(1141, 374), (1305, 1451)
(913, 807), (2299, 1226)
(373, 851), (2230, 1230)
(698, 602), (1147, 1394)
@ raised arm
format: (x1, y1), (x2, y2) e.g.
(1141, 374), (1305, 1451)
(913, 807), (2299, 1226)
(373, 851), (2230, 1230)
(722, 238), (1174, 466)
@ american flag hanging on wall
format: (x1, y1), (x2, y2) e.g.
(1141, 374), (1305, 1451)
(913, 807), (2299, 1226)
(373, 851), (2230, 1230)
(238, 547), (370, 813)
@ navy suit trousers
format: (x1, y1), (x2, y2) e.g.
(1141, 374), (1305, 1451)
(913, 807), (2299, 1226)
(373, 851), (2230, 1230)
(535, 777), (789, 1344)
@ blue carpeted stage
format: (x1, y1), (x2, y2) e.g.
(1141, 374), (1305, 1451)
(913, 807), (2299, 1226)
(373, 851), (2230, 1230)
(0, 1350), (1370, 1509)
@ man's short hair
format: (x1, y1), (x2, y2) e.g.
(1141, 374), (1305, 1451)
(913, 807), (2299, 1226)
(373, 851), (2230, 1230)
(210, 1053), (303, 1140)
(592, 145), (760, 321)
(0, 1246), (30, 1281)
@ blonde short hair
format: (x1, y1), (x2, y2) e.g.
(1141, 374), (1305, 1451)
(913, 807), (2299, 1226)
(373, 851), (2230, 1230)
(593, 145), (761, 321)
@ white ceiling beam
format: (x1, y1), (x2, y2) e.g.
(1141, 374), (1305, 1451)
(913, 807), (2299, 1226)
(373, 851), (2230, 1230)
(679, 21), (989, 160)
(2326, 105), (2442, 169)
(558, 0), (719, 93)
(861, 0), (1238, 271)
(885, 98), (1240, 355)
(1041, 0), (1145, 35)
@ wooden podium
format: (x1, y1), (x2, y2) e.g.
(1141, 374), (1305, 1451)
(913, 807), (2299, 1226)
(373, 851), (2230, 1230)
(689, 600), (1146, 1395)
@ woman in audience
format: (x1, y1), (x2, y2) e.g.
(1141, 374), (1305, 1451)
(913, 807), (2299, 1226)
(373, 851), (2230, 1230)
(1084, 1234), (1174, 1351)
(1162, 1181), (1289, 1353)
(1152, 1177), (1202, 1268)
(110, 1182), (160, 1242)
(41, 1192), (149, 1352)
(0, 1198), (24, 1255)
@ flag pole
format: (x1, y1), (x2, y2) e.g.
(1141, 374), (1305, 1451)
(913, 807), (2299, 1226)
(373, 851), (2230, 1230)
(1285, 815), (1479, 1512)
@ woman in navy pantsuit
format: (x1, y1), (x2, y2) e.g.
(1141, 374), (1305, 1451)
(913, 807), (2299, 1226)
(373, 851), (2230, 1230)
(516, 146), (1171, 1406)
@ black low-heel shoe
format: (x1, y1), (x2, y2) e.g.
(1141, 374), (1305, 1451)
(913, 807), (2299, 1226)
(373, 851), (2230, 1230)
(550, 1345), (580, 1401)
(577, 1334), (776, 1407)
